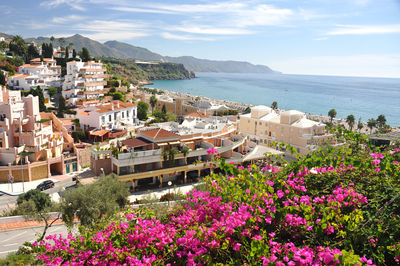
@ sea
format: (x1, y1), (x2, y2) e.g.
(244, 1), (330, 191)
(145, 72), (400, 127)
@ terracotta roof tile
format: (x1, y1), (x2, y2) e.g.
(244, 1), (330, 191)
(122, 138), (152, 148)
(139, 128), (180, 140)
(185, 111), (211, 119)
(95, 100), (136, 114)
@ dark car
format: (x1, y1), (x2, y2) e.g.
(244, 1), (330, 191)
(36, 180), (55, 191)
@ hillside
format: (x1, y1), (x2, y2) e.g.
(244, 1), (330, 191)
(21, 33), (276, 74)
(102, 58), (195, 85)
(25, 34), (127, 59)
(104, 41), (163, 61)
(164, 55), (274, 73)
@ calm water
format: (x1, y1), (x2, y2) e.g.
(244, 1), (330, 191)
(146, 73), (400, 127)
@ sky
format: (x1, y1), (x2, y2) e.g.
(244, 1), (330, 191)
(0, 0), (399, 78)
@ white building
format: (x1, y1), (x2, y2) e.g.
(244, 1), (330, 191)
(62, 61), (107, 105)
(76, 100), (137, 131)
(7, 58), (61, 90)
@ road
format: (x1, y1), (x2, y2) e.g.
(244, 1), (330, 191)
(0, 224), (69, 258)
(0, 177), (76, 213)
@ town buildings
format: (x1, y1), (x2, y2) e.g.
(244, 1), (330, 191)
(7, 58), (61, 90)
(90, 115), (267, 190)
(76, 100), (138, 141)
(0, 86), (79, 182)
(62, 60), (107, 105)
(239, 105), (333, 155)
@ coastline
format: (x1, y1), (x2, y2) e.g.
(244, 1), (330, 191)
(143, 85), (374, 133)
(144, 73), (400, 127)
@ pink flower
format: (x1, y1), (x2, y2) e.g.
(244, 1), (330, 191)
(233, 243), (241, 251)
(207, 147), (218, 155)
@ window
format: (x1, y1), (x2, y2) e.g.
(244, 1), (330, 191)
(127, 110), (129, 117)
(114, 112), (117, 120)
(109, 115), (112, 122)
(122, 112), (124, 118)
(101, 116), (105, 123)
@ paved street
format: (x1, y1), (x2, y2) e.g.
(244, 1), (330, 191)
(0, 176), (76, 214)
(0, 224), (69, 258)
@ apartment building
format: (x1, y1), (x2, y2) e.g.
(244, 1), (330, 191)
(0, 86), (69, 182)
(239, 105), (333, 155)
(90, 115), (260, 189)
(62, 61), (107, 105)
(7, 58), (61, 90)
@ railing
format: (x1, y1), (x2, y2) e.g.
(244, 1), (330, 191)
(117, 149), (162, 160)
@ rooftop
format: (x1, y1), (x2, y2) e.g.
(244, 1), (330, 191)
(139, 128), (180, 140)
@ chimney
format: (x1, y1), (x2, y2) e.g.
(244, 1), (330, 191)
(111, 103), (114, 110)
(116, 101), (120, 108)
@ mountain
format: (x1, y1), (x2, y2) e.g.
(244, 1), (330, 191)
(164, 56), (274, 73)
(103, 41), (275, 73)
(103, 41), (163, 61)
(25, 34), (126, 58)
(21, 33), (276, 73)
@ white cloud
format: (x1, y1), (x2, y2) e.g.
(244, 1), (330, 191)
(270, 54), (400, 78)
(313, 37), (328, 41)
(40, 0), (85, 11)
(52, 15), (85, 23)
(327, 24), (400, 35)
(171, 26), (253, 35)
(161, 32), (214, 41)
(73, 20), (150, 41)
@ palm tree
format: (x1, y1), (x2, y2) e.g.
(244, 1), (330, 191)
(357, 118), (363, 132)
(328, 109), (337, 123)
(181, 145), (190, 164)
(346, 114), (355, 131)
(271, 101), (278, 110)
(367, 118), (377, 133)
(150, 95), (157, 114)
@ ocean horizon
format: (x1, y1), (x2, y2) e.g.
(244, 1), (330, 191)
(145, 72), (400, 127)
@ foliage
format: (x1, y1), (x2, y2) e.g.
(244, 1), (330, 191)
(367, 118), (377, 132)
(28, 130), (400, 265)
(243, 106), (251, 114)
(47, 87), (58, 97)
(137, 101), (148, 120)
(328, 108), (337, 122)
(214, 109), (239, 116)
(29, 86), (46, 112)
(16, 189), (51, 211)
(60, 175), (129, 226)
(101, 57), (194, 85)
(0, 70), (5, 86)
(16, 189), (60, 241)
(58, 95), (66, 117)
(150, 94), (157, 113)
(271, 101), (278, 110)
(0, 251), (35, 265)
(27, 44), (39, 61)
(41, 43), (53, 58)
(112, 92), (124, 101)
(9, 36), (27, 59)
(346, 114), (355, 131)
(376, 114), (387, 128)
(71, 130), (85, 142)
(79, 47), (91, 62)
(357, 118), (364, 132)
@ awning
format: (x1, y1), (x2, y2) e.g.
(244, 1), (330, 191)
(169, 141), (181, 145)
(157, 143), (168, 146)
(90, 129), (110, 137)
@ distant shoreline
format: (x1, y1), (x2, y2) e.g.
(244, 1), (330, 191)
(144, 72), (400, 127)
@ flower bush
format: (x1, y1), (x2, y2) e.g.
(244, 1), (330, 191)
(28, 130), (399, 265)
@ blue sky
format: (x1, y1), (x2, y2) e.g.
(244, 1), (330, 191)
(0, 0), (399, 77)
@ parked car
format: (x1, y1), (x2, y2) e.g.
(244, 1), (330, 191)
(36, 180), (55, 191)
